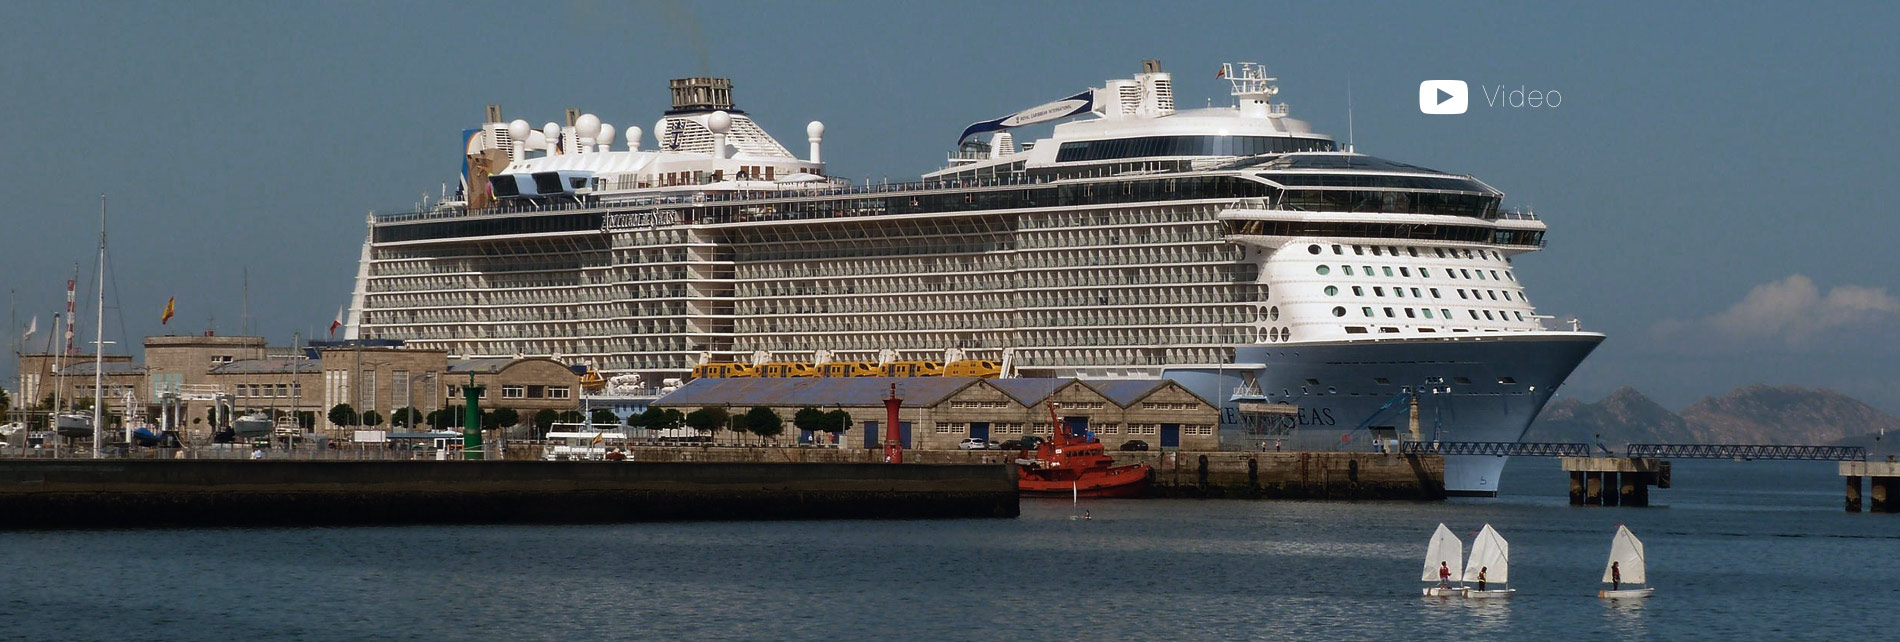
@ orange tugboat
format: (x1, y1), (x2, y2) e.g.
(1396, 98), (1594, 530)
(1016, 402), (1153, 498)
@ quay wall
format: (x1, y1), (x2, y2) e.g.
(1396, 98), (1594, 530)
(0, 460), (1018, 529)
(536, 446), (1445, 500)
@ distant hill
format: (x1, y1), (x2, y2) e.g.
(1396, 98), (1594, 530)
(1527, 385), (1900, 447)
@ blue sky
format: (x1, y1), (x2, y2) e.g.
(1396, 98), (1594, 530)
(3, 1), (1897, 412)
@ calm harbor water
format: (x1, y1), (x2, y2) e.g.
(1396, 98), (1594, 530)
(3, 459), (1894, 641)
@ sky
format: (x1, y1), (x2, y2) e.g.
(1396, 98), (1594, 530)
(2, 1), (1898, 412)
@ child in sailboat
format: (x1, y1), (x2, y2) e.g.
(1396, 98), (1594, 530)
(1476, 567), (1488, 591)
(1438, 562), (1452, 587)
(1611, 562), (1621, 590)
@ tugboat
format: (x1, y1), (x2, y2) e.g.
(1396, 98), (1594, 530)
(1015, 402), (1153, 498)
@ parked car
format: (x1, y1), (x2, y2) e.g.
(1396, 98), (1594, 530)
(957, 437), (994, 450)
(1119, 440), (1150, 451)
(996, 439), (1023, 451)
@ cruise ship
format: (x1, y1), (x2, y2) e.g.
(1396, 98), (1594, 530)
(349, 61), (1602, 495)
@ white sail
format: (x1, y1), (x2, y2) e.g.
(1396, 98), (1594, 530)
(1463, 524), (1510, 584)
(1602, 525), (1647, 584)
(1421, 523), (1465, 582)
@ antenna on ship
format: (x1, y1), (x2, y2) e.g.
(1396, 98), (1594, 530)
(1346, 73), (1356, 153)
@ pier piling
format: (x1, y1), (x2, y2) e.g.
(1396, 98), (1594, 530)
(1562, 457), (1664, 507)
(1839, 462), (1900, 514)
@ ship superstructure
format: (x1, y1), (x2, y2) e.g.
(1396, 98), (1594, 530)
(351, 62), (1602, 494)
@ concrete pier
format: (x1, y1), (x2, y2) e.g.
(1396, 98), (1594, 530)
(1841, 461), (1900, 513)
(0, 460), (1019, 529)
(1560, 457), (1667, 507)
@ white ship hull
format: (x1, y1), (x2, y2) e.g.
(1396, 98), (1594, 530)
(1162, 332), (1602, 496)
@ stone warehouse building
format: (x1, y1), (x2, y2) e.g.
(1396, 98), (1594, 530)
(653, 377), (1221, 450)
(19, 335), (588, 442)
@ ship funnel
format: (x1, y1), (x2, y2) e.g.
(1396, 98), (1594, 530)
(669, 77), (734, 112)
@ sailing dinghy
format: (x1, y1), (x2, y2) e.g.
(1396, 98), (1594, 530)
(1462, 524), (1514, 599)
(1420, 523), (1467, 597)
(1599, 525), (1654, 599)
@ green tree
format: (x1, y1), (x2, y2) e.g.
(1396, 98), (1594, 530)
(327, 403), (358, 428)
(744, 406), (783, 443)
(0, 386), (11, 420)
(589, 408), (619, 426)
(426, 408), (450, 430)
(390, 406), (422, 428)
(634, 407), (666, 431)
(488, 407), (519, 431)
(361, 410), (384, 428)
(556, 410), (585, 426)
(684, 406), (727, 439)
(793, 407), (825, 437)
(532, 408), (559, 437)
(822, 410), (853, 437)
(295, 411), (316, 431)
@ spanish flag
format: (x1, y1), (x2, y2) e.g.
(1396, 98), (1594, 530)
(161, 297), (175, 325)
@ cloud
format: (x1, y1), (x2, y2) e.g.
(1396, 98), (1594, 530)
(1653, 275), (1900, 350)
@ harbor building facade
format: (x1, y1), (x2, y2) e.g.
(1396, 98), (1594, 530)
(652, 377), (1220, 450)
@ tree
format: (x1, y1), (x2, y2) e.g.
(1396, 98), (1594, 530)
(556, 410), (585, 428)
(426, 408), (451, 430)
(295, 411), (316, 431)
(662, 409), (685, 432)
(390, 406), (422, 429)
(533, 408), (559, 437)
(589, 408), (619, 426)
(0, 386), (11, 420)
(361, 410), (384, 428)
(634, 407), (666, 431)
(685, 406), (727, 439)
(744, 406), (783, 443)
(822, 410), (853, 438)
(793, 407), (826, 438)
(328, 403), (358, 428)
(489, 407), (519, 431)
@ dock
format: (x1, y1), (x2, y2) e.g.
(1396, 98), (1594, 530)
(1560, 456), (1669, 507)
(1840, 460), (1900, 513)
(0, 459), (1018, 529)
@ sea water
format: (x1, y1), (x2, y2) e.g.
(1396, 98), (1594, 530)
(2, 459), (1893, 641)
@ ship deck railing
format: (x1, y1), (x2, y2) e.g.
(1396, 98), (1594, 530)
(372, 174), (1078, 224)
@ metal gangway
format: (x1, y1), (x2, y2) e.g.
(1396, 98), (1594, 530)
(1399, 441), (1592, 457)
(1623, 443), (1866, 461)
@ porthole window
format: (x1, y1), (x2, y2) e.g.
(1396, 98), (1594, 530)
(1361, 306), (1374, 317)
(1353, 245), (1365, 256)
(1352, 286), (1364, 296)
(1411, 287), (1422, 297)
(1307, 244), (1322, 255)
(1331, 244), (1342, 255)
(1324, 286), (1339, 296)
(1408, 248), (1419, 257)
(1434, 248), (1446, 258)
(1282, 327), (1292, 340)
(1423, 309), (1435, 319)
(1442, 308), (1452, 318)
(1383, 307), (1395, 318)
(1421, 268), (1432, 278)
(1270, 306), (1280, 321)
(1404, 308), (1416, 318)
(1382, 267), (1394, 277)
(1491, 270), (1501, 280)
(1316, 265), (1331, 275)
(1400, 267), (1411, 277)
(1332, 306), (1346, 317)
(1430, 288), (1441, 298)
(1374, 287), (1386, 296)
(1344, 265), (1354, 276)
(1371, 246), (1383, 256)
(1483, 310), (1495, 320)
(1395, 288), (1406, 298)
(1515, 311), (1525, 321)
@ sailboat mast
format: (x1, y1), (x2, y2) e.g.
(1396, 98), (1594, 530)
(92, 195), (106, 458)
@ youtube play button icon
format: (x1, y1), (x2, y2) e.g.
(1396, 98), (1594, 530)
(1420, 80), (1468, 114)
